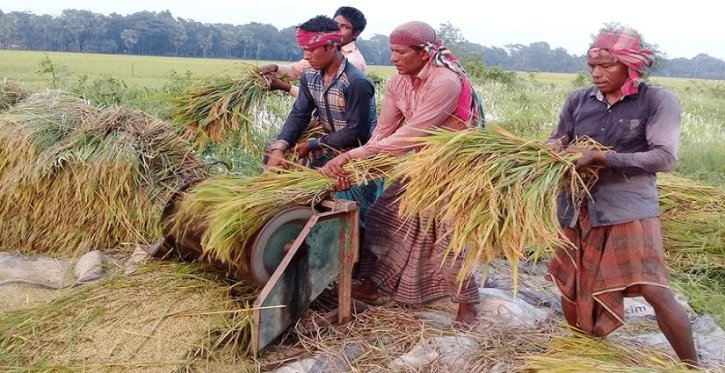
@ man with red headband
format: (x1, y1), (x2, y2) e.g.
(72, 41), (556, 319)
(320, 21), (485, 325)
(264, 15), (378, 234)
(260, 6), (369, 98)
(265, 15), (374, 167)
(546, 28), (698, 366)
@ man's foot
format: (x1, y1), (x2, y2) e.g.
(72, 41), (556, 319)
(351, 277), (379, 302)
(454, 303), (478, 326)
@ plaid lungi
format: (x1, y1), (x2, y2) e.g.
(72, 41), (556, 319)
(359, 181), (479, 305)
(546, 206), (670, 336)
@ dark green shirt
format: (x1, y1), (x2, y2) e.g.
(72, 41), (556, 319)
(550, 83), (681, 227)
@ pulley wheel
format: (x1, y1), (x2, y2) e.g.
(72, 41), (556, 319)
(245, 206), (315, 284)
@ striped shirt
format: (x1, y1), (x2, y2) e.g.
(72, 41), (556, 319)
(347, 63), (471, 159)
(270, 58), (374, 151)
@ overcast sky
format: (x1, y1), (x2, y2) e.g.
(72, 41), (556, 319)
(3, 0), (722, 60)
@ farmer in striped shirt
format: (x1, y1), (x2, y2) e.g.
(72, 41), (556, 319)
(321, 21), (484, 325)
(265, 15), (374, 168)
(546, 28), (698, 367)
(264, 15), (379, 230)
(261, 7), (378, 137)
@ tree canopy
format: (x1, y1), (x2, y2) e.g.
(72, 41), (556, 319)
(1, 9), (723, 79)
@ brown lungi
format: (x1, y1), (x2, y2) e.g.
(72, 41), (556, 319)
(546, 206), (670, 336)
(359, 181), (479, 305)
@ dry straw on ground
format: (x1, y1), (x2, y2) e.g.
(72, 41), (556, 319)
(523, 331), (695, 372)
(0, 261), (259, 372)
(0, 91), (207, 257)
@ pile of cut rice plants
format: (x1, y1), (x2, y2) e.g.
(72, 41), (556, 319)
(0, 261), (259, 371)
(169, 63), (275, 149)
(658, 173), (724, 268)
(167, 156), (396, 266)
(0, 91), (207, 256)
(657, 173), (725, 326)
(0, 79), (30, 111)
(393, 125), (605, 289)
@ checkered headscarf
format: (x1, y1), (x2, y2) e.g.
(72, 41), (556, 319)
(389, 21), (485, 127)
(589, 28), (655, 96)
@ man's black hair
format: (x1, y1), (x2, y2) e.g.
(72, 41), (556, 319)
(299, 15), (339, 33)
(334, 6), (367, 34)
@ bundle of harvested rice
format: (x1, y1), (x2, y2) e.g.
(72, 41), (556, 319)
(0, 261), (259, 371)
(657, 173), (725, 326)
(0, 80), (30, 111)
(658, 173), (725, 269)
(0, 92), (207, 257)
(392, 125), (605, 289)
(167, 156), (396, 266)
(523, 332), (693, 372)
(0, 91), (96, 178)
(170, 63), (276, 148)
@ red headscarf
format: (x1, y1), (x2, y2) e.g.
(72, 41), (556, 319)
(589, 28), (655, 96)
(389, 21), (484, 126)
(296, 29), (342, 49)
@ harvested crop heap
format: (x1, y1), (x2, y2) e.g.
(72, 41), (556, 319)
(0, 90), (207, 257)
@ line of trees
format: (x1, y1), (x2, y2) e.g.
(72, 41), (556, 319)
(1, 9), (724, 80)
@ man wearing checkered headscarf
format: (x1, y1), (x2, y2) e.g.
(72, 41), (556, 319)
(588, 28), (655, 96)
(545, 28), (699, 367)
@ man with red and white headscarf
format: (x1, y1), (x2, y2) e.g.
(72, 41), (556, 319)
(546, 28), (698, 366)
(260, 6), (370, 98)
(265, 15), (374, 167)
(264, 15), (379, 232)
(321, 21), (485, 325)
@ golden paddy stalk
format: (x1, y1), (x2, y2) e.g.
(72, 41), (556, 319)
(392, 125), (603, 290)
(0, 79), (30, 111)
(167, 156), (396, 265)
(170, 63), (276, 149)
(0, 94), (207, 257)
(523, 332), (693, 372)
(0, 261), (259, 371)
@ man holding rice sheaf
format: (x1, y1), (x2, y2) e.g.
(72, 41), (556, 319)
(320, 20), (485, 325)
(263, 15), (379, 229)
(545, 28), (698, 366)
(264, 15), (374, 169)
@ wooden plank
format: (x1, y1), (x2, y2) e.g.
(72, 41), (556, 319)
(337, 207), (358, 324)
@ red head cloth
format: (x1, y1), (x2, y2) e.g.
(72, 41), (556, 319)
(296, 29), (342, 49)
(589, 28), (655, 96)
(389, 21), (437, 46)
